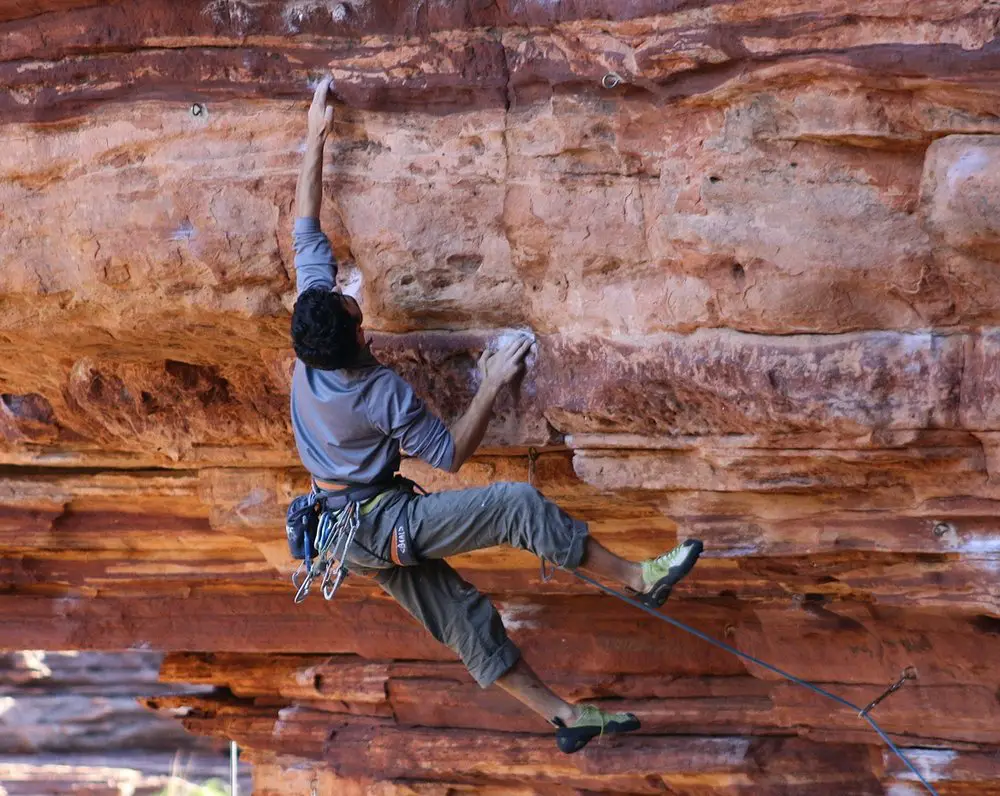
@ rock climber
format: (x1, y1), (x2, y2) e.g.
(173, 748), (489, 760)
(287, 77), (704, 753)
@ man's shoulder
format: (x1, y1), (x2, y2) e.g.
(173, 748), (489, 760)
(292, 359), (386, 399)
(364, 364), (411, 394)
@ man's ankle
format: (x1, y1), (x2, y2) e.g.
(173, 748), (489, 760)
(629, 562), (646, 593)
(555, 704), (582, 725)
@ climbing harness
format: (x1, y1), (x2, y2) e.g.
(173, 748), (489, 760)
(524, 449), (937, 794)
(287, 476), (425, 603)
(567, 569), (939, 795)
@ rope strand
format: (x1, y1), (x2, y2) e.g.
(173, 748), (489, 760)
(521, 451), (931, 790)
(566, 569), (940, 796)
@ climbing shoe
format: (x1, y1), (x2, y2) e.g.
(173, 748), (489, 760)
(634, 539), (704, 608)
(553, 705), (641, 754)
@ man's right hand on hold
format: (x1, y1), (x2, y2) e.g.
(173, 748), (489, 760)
(308, 76), (335, 143)
(479, 336), (534, 393)
(448, 335), (535, 472)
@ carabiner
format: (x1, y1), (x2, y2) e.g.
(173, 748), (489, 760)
(602, 72), (625, 89)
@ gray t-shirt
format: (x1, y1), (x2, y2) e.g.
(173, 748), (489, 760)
(290, 217), (455, 483)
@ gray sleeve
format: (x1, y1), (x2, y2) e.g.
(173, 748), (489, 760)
(365, 371), (455, 472)
(293, 217), (338, 295)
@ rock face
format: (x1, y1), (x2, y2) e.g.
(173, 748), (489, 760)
(2, 1), (1000, 794)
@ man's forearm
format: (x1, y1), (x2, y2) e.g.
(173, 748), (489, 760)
(448, 383), (500, 472)
(295, 135), (326, 219)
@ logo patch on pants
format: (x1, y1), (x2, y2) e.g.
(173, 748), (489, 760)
(391, 523), (419, 566)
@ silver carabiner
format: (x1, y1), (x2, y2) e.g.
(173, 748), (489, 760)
(322, 565), (347, 600)
(602, 72), (624, 89)
(293, 571), (313, 604)
(292, 500), (361, 604)
(291, 560), (308, 589)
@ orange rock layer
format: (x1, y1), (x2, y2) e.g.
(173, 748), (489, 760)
(1, 0), (999, 793)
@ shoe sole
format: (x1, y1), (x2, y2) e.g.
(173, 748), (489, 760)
(556, 715), (641, 754)
(637, 539), (704, 608)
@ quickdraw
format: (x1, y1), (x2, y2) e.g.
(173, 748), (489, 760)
(859, 666), (918, 719)
(529, 447), (572, 584)
(292, 500), (360, 604)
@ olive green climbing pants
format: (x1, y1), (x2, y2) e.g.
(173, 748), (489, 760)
(344, 481), (590, 687)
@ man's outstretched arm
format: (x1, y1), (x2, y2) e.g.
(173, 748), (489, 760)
(293, 77), (338, 295)
(296, 76), (334, 219)
(448, 336), (534, 472)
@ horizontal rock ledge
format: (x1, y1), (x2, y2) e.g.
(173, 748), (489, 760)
(5, 594), (999, 688)
(155, 651), (1000, 746)
(2, 330), (1000, 464)
(247, 746), (1000, 796)
(159, 696), (1000, 793)
(4, 7), (1000, 120)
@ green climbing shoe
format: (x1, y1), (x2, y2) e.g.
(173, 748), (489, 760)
(636, 539), (704, 608)
(554, 705), (641, 754)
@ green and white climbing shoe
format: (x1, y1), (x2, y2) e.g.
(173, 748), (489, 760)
(553, 705), (641, 754)
(636, 539), (704, 608)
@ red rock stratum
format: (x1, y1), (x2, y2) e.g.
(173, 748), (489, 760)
(1, 1), (1000, 793)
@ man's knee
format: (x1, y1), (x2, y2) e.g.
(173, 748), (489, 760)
(499, 481), (589, 567)
(502, 481), (544, 509)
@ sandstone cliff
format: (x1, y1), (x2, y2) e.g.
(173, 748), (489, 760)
(1, 1), (1000, 793)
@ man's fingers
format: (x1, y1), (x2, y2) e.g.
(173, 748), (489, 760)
(481, 336), (534, 388)
(313, 75), (333, 105)
(510, 337), (533, 360)
(500, 335), (532, 356)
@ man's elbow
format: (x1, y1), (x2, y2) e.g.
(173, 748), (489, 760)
(447, 451), (464, 474)
(443, 431), (463, 473)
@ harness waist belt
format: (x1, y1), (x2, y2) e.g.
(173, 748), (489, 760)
(313, 478), (351, 491)
(310, 475), (423, 567)
(316, 482), (388, 512)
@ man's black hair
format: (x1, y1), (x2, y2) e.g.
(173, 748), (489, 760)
(291, 287), (361, 370)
